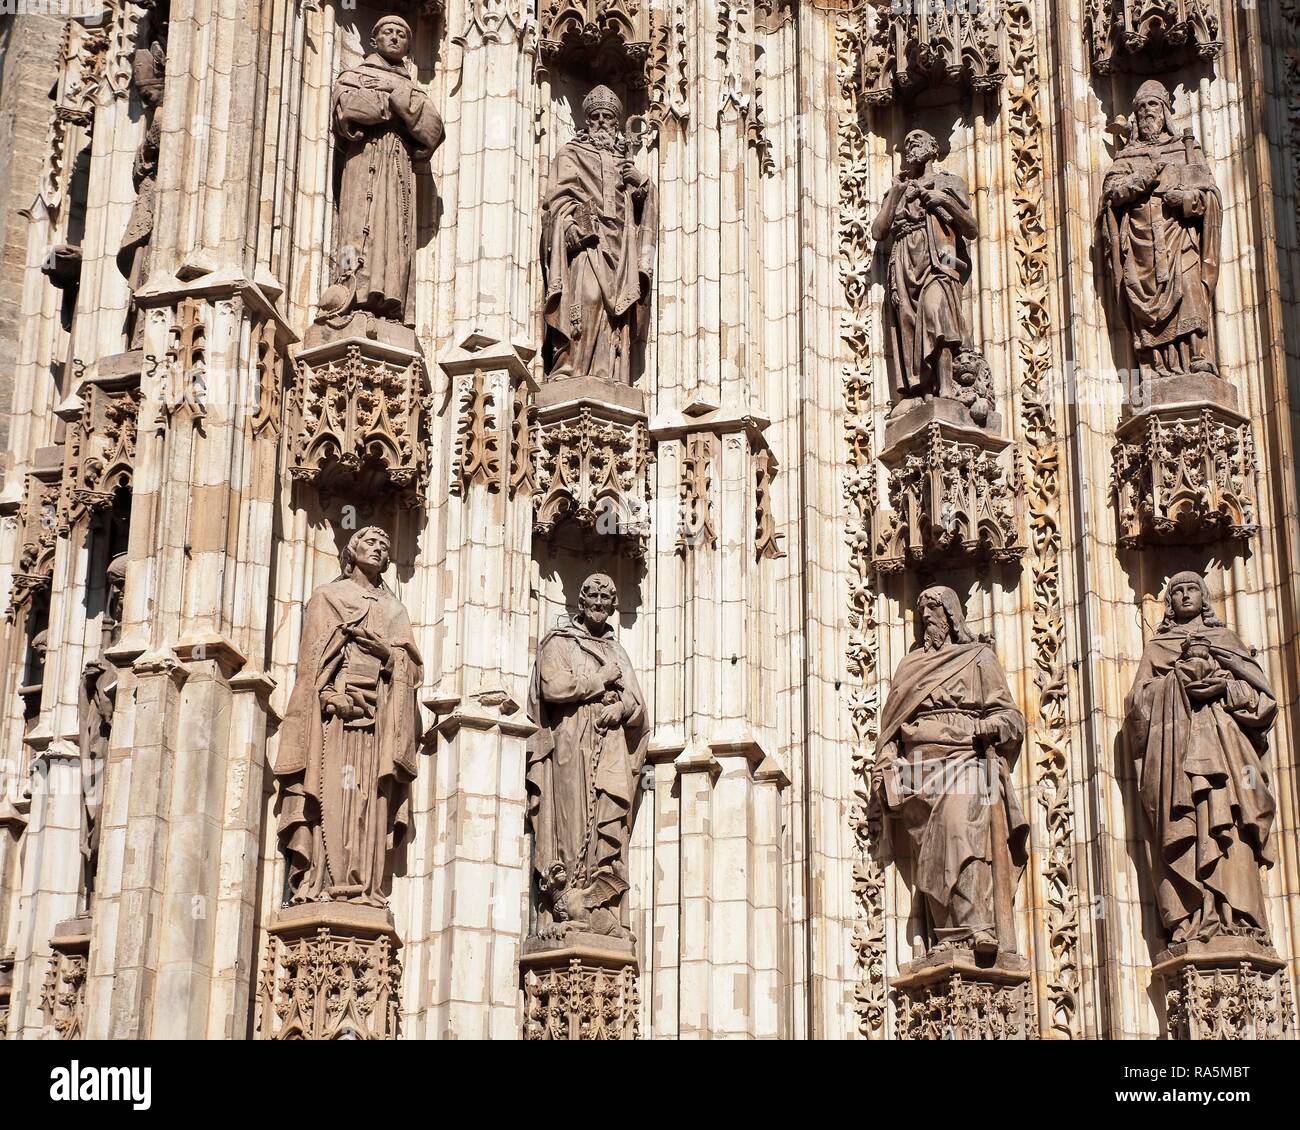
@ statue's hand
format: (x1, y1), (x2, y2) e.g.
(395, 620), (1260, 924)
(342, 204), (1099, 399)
(974, 717), (1003, 743)
(597, 659), (623, 688)
(349, 627), (392, 665)
(322, 690), (355, 718)
(1185, 676), (1229, 704)
(597, 702), (624, 731)
(564, 223), (586, 257)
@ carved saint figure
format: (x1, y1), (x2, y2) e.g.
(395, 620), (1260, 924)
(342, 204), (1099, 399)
(540, 86), (657, 385)
(873, 586), (1028, 960)
(78, 553), (126, 906)
(871, 129), (978, 409)
(1100, 80), (1221, 383)
(1124, 571), (1276, 946)
(526, 574), (648, 937)
(317, 15), (444, 325)
(274, 527), (423, 907)
(117, 5), (167, 335)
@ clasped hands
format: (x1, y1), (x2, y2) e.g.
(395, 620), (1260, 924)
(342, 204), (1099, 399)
(593, 659), (625, 731)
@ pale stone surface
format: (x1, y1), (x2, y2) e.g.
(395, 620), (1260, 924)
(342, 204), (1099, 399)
(2, 0), (1300, 1044)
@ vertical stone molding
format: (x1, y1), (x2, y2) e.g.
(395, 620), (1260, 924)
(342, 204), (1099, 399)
(1154, 940), (1296, 1041)
(1085, 0), (1223, 75)
(893, 952), (1037, 1041)
(257, 903), (403, 1041)
(521, 936), (640, 1040)
(40, 914), (91, 1040)
(6, 457), (62, 621)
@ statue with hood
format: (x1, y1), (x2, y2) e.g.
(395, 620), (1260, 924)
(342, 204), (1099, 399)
(872, 585), (1028, 962)
(526, 573), (648, 939)
(317, 14), (445, 325)
(1100, 79), (1222, 385)
(540, 85), (657, 386)
(274, 526), (423, 908)
(1125, 570), (1277, 947)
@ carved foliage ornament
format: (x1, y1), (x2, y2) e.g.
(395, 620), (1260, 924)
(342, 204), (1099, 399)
(1163, 962), (1295, 1041)
(1086, 0), (1222, 74)
(40, 946), (88, 1040)
(1006, 0), (1081, 1038)
(837, 4), (888, 1039)
(895, 971), (1037, 1041)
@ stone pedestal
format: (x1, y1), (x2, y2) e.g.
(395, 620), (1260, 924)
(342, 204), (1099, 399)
(531, 378), (653, 557)
(893, 950), (1037, 1040)
(287, 319), (431, 506)
(257, 902), (403, 1041)
(521, 933), (640, 1041)
(41, 914), (91, 1040)
(875, 399), (1022, 574)
(1112, 380), (1257, 549)
(1154, 936), (1296, 1041)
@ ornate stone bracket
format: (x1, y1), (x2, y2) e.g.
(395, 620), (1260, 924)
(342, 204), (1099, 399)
(676, 431), (717, 553)
(893, 951), (1038, 1041)
(6, 455), (64, 621)
(288, 322), (432, 507)
(1111, 389), (1257, 550)
(1086, 0), (1222, 75)
(874, 402), (1023, 574)
(1154, 938), (1296, 1040)
(57, 352), (142, 535)
(521, 934), (640, 1040)
(861, 0), (1005, 107)
(537, 0), (651, 85)
(754, 445), (786, 560)
(41, 915), (92, 1040)
(532, 379), (652, 557)
(257, 903), (403, 1041)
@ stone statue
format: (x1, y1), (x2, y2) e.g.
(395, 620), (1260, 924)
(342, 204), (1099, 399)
(117, 5), (167, 340)
(317, 15), (444, 326)
(1100, 80), (1221, 384)
(541, 85), (657, 385)
(871, 129), (979, 412)
(526, 574), (648, 938)
(1124, 571), (1277, 946)
(872, 586), (1028, 961)
(77, 553), (126, 905)
(274, 527), (423, 907)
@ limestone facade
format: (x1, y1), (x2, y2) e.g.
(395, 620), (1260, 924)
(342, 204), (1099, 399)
(0, 0), (1299, 1041)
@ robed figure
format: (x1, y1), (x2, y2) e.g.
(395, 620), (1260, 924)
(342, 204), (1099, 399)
(274, 527), (423, 907)
(1100, 80), (1221, 383)
(77, 553), (126, 907)
(871, 129), (978, 408)
(873, 586), (1029, 960)
(1124, 571), (1277, 946)
(117, 7), (167, 344)
(317, 15), (444, 325)
(541, 85), (657, 385)
(526, 574), (648, 938)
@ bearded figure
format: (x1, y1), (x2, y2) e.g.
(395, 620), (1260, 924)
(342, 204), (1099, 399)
(274, 527), (423, 907)
(1124, 571), (1277, 947)
(317, 15), (444, 325)
(873, 586), (1028, 960)
(1100, 80), (1221, 384)
(541, 85), (657, 386)
(871, 129), (979, 410)
(526, 574), (648, 938)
